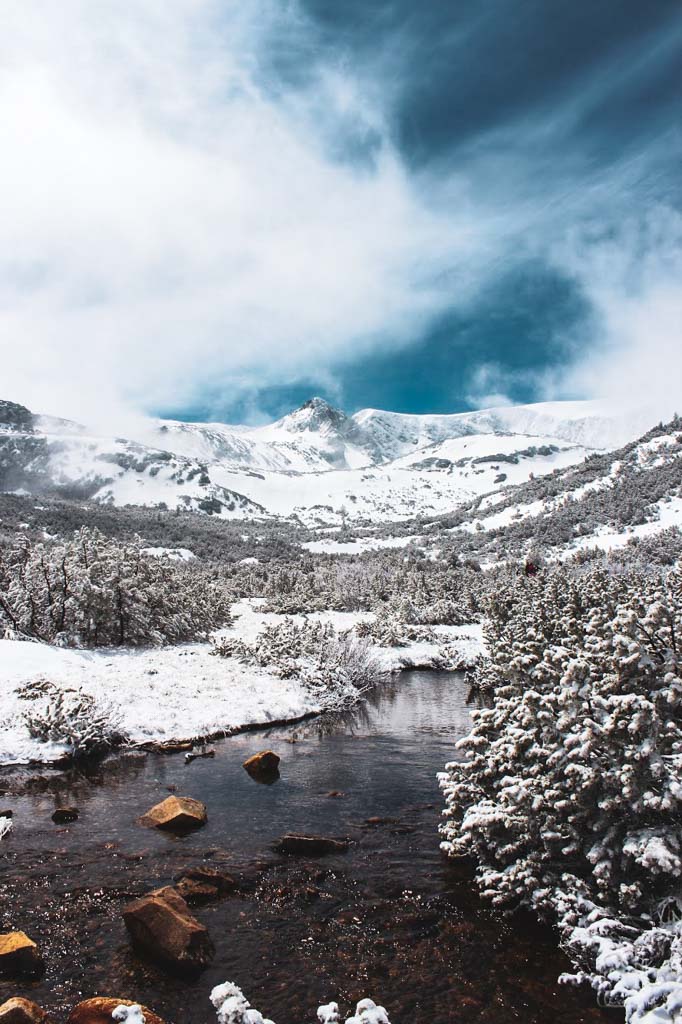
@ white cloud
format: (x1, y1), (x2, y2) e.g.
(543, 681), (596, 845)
(0, 1), (679, 429)
(0, 0), (484, 426)
(549, 208), (682, 422)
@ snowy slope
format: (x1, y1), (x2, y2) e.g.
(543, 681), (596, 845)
(0, 396), (660, 524)
(433, 421), (682, 560)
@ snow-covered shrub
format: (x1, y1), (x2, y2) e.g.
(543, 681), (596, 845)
(439, 563), (682, 1021)
(0, 527), (231, 647)
(213, 619), (387, 710)
(299, 633), (385, 710)
(209, 983), (391, 1024)
(18, 679), (127, 757)
(210, 982), (274, 1024)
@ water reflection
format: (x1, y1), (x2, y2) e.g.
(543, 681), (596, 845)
(0, 671), (608, 1024)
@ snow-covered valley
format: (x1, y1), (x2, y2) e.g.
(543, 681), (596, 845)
(2, 403), (682, 1024)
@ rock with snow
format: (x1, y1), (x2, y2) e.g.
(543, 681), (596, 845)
(66, 998), (165, 1024)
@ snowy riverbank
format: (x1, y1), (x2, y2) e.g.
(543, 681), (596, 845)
(0, 602), (484, 765)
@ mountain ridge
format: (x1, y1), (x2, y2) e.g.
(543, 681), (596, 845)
(0, 395), (664, 525)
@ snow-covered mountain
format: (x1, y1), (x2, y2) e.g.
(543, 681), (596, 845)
(0, 395), (661, 525)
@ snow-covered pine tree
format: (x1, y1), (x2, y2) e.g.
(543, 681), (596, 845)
(439, 563), (682, 1021)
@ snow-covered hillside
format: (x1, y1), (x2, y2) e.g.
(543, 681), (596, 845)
(0, 395), (659, 524)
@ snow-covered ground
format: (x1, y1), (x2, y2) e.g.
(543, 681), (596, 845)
(0, 602), (484, 765)
(0, 636), (318, 765)
(558, 495), (682, 558)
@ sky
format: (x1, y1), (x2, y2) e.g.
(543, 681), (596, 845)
(0, 0), (680, 427)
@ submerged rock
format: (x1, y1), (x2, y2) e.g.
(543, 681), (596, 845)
(67, 999), (165, 1024)
(243, 750), (280, 781)
(139, 796), (207, 831)
(184, 749), (215, 764)
(51, 807), (79, 824)
(122, 886), (215, 973)
(274, 834), (349, 856)
(0, 998), (47, 1024)
(174, 878), (219, 903)
(174, 866), (237, 903)
(0, 933), (45, 978)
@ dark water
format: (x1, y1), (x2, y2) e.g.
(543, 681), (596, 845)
(0, 671), (608, 1024)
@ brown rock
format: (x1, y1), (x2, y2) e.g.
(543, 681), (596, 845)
(242, 750), (280, 779)
(0, 810), (13, 819)
(139, 796), (207, 831)
(51, 807), (78, 824)
(274, 834), (349, 856)
(184, 749), (215, 764)
(178, 864), (237, 889)
(174, 878), (219, 903)
(0, 933), (45, 978)
(67, 998), (165, 1024)
(141, 740), (194, 754)
(0, 998), (46, 1024)
(122, 886), (214, 972)
(174, 865), (237, 903)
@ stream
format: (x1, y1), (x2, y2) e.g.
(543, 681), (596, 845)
(0, 670), (610, 1023)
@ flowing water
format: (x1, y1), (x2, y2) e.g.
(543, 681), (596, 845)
(0, 671), (609, 1023)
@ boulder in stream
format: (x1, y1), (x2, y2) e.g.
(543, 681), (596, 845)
(139, 796), (207, 831)
(51, 807), (79, 824)
(242, 750), (280, 781)
(0, 998), (47, 1024)
(122, 886), (215, 973)
(274, 834), (349, 856)
(0, 933), (45, 978)
(67, 999), (165, 1024)
(174, 865), (237, 903)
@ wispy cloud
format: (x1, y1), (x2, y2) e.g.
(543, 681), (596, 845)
(0, 0), (680, 425)
(0, 1), (485, 425)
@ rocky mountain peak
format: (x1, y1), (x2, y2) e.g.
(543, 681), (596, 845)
(278, 397), (350, 435)
(0, 400), (34, 433)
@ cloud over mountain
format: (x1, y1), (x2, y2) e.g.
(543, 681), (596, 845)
(0, 0), (680, 426)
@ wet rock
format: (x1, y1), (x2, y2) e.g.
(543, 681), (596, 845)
(0, 810), (13, 819)
(174, 878), (219, 903)
(0, 998), (47, 1024)
(122, 886), (215, 973)
(139, 796), (207, 831)
(0, 933), (45, 978)
(141, 740), (194, 754)
(67, 998), (165, 1024)
(325, 790), (345, 799)
(274, 834), (349, 856)
(51, 807), (79, 824)
(174, 865), (237, 902)
(184, 749), (215, 764)
(242, 750), (280, 781)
